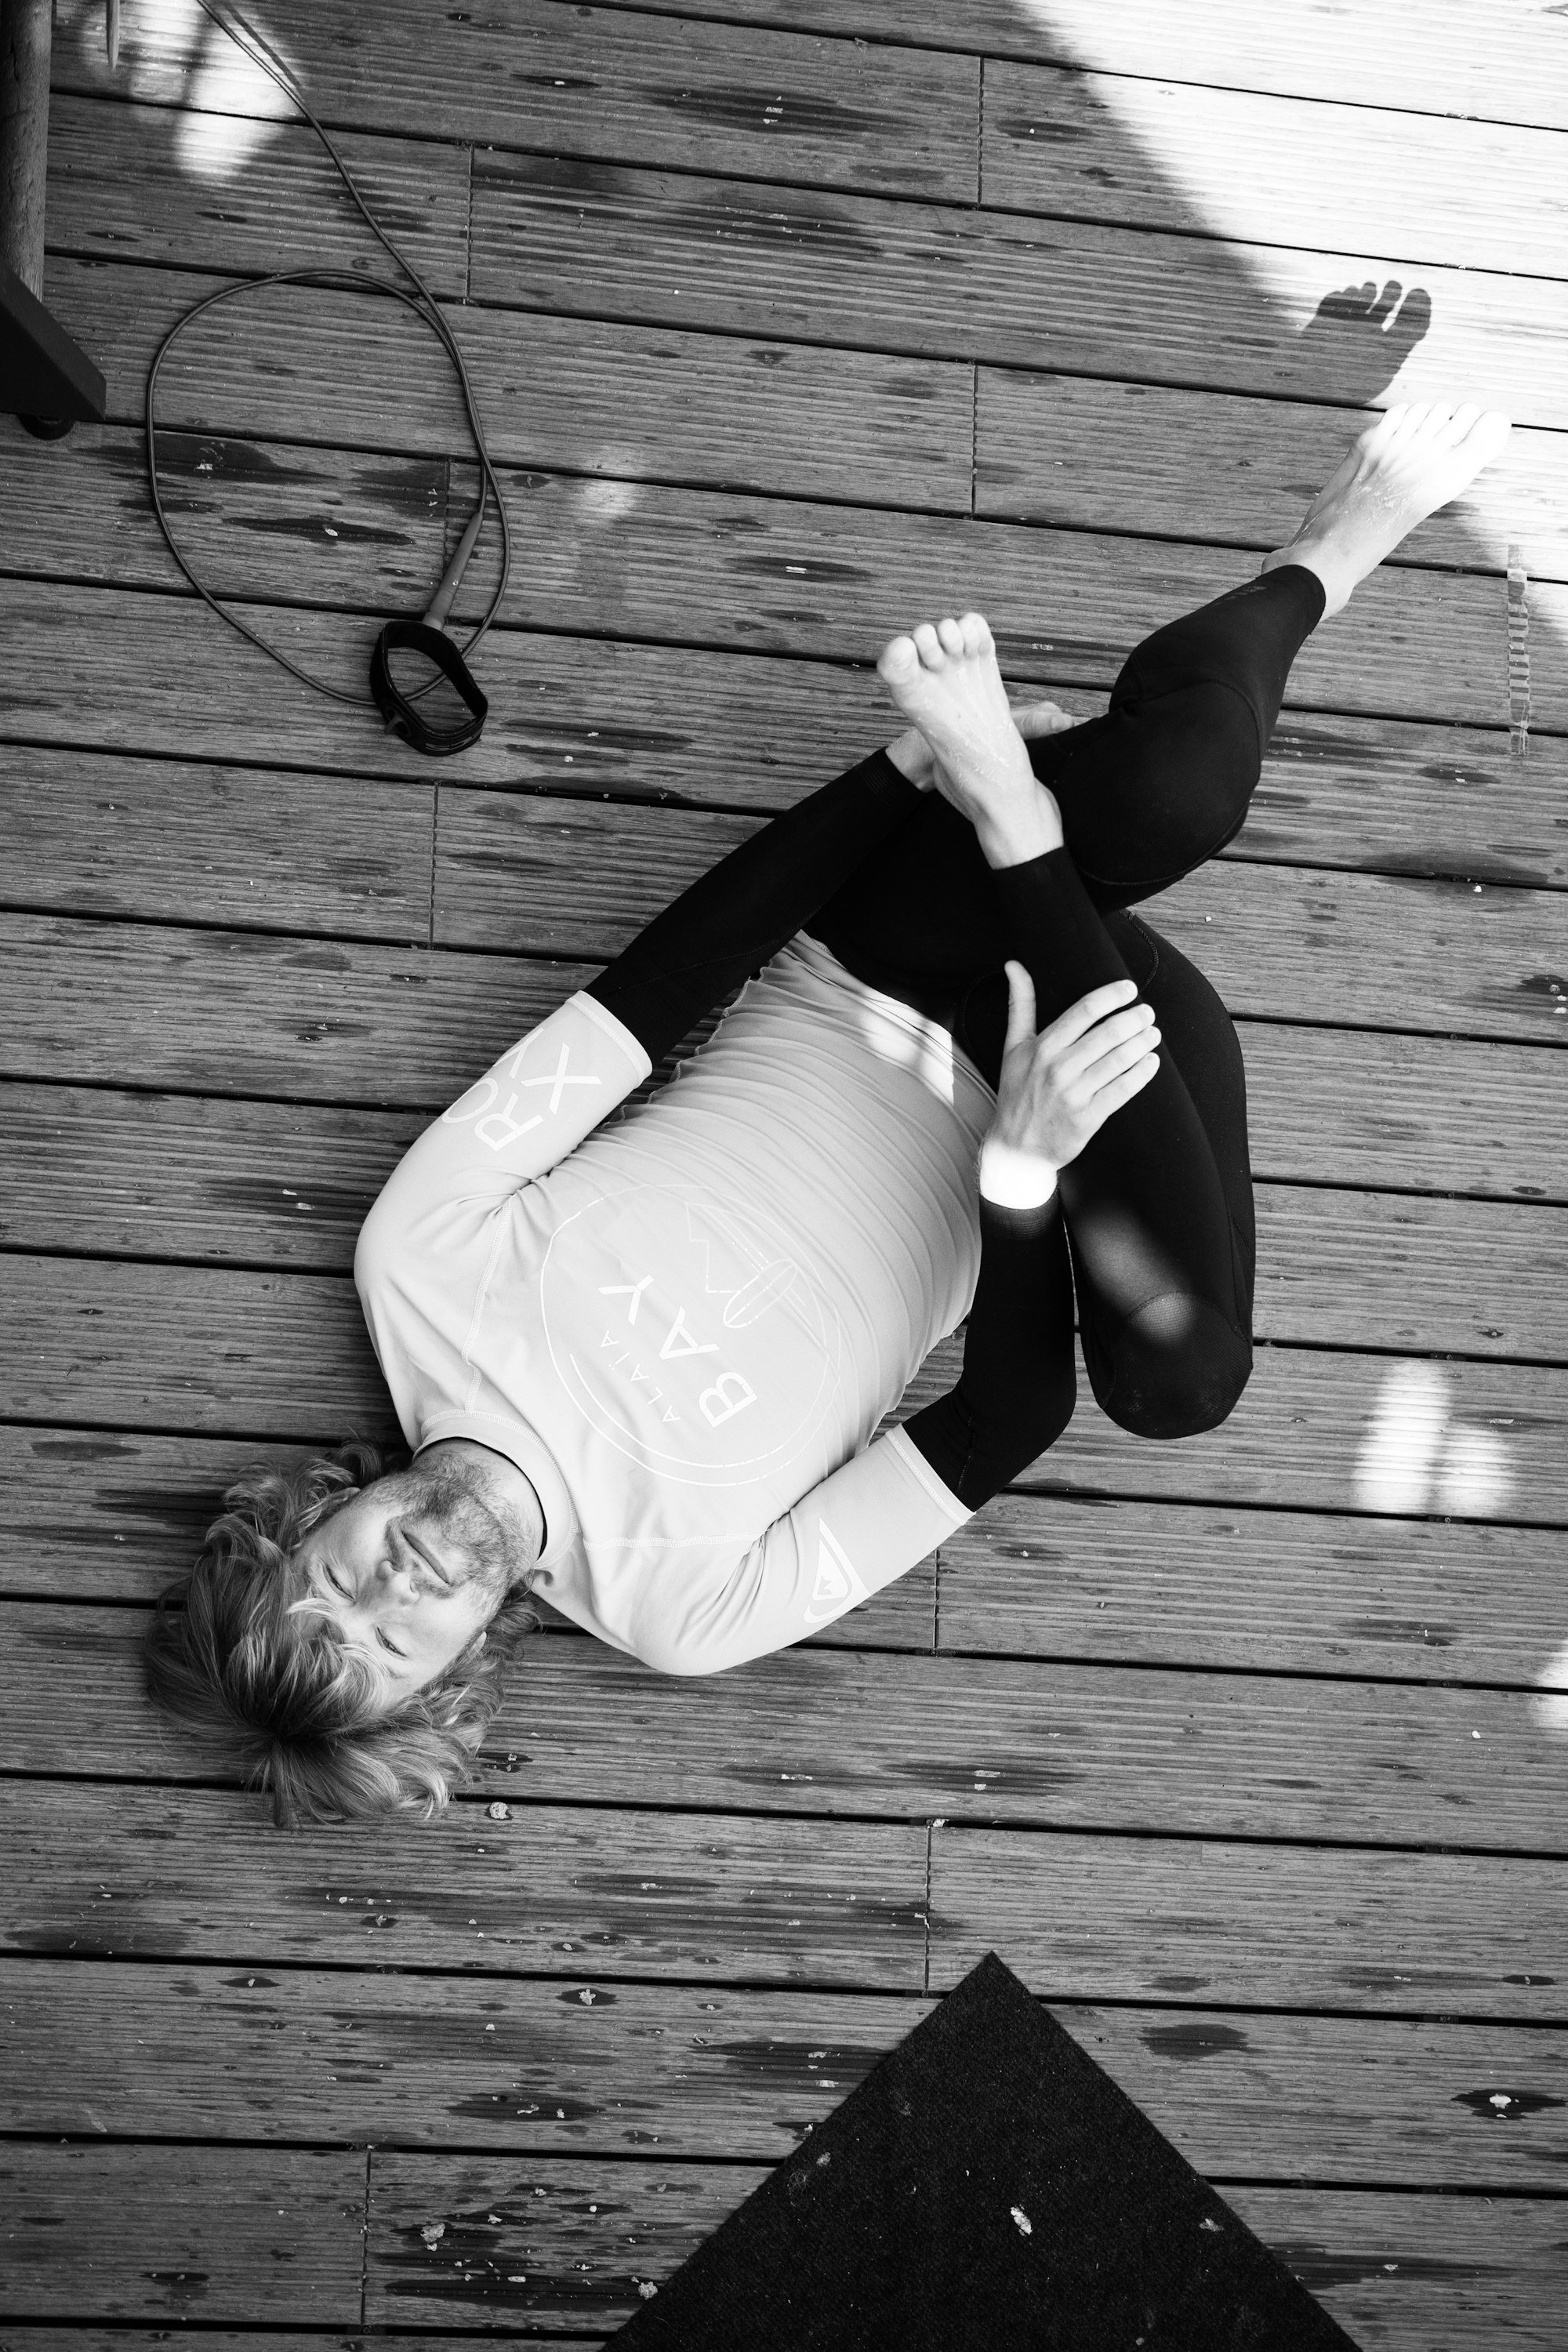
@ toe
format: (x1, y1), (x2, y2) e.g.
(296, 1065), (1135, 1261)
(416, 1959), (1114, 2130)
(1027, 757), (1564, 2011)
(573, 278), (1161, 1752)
(877, 634), (920, 685)
(958, 610), (993, 657)
(913, 621), (946, 670)
(936, 615), (965, 657)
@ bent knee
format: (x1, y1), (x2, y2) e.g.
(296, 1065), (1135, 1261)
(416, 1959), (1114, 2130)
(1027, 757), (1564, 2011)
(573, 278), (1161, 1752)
(1095, 1292), (1251, 1441)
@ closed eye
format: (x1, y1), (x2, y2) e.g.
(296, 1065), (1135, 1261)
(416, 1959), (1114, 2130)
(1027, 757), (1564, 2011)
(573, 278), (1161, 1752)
(320, 1560), (353, 1602)
(376, 1628), (407, 1660)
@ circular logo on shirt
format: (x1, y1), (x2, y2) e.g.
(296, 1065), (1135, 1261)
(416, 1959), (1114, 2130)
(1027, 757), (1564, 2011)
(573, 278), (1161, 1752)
(538, 1181), (842, 1486)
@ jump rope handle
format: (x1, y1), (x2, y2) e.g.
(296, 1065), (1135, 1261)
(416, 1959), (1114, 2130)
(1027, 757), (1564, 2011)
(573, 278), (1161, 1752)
(368, 504), (490, 756)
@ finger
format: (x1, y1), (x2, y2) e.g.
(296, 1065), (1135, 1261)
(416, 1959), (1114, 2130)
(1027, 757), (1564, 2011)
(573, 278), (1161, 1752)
(1011, 700), (1079, 740)
(1043, 996), (1154, 1082)
(1076, 1025), (1162, 1094)
(1036, 978), (1139, 1057)
(1086, 1053), (1161, 1125)
(1003, 960), (1037, 1056)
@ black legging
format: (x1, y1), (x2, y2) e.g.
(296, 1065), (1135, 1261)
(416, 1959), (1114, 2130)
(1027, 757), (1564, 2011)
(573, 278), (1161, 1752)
(808, 564), (1325, 1489)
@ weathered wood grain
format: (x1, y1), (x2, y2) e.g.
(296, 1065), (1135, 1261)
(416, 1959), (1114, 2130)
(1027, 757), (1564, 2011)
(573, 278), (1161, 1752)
(469, 154), (1568, 426)
(365, 2153), (1568, 2342)
(982, 64), (1568, 281)
(49, 257), (977, 512)
(929, 1827), (1568, 2020)
(7, 437), (1509, 729)
(3, 424), (459, 618)
(50, 0), (1568, 135)
(0, 1254), (392, 1438)
(6, 1962), (1564, 2187)
(46, 93), (468, 292)
(9, 1779), (1564, 2020)
(978, 372), (1568, 586)
(0, 1420), (935, 1641)
(6, 583), (1556, 898)
(0, 1410), (1554, 1689)
(0, 1083), (419, 1270)
(939, 1341), (1568, 1523)
(8, 1601), (1560, 1849)
(0, 749), (433, 937)
(936, 1494), (1566, 1686)
(0, 1783), (930, 1985)
(5, 575), (1557, 889)
(0, 913), (583, 1107)
(7, 1248), (1568, 1508)
(10, 1082), (1563, 1363)
(0, 2143), (365, 2321)
(440, 468), (1512, 730)
(434, 788), (1568, 1048)
(7, 913), (1565, 1196)
(50, 2), (981, 202)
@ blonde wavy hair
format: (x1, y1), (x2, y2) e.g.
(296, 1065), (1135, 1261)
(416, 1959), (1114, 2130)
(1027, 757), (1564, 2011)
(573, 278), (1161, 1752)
(144, 1439), (538, 1827)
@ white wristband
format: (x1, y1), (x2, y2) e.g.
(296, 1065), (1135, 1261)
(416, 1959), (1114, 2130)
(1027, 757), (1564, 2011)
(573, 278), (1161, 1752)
(978, 1136), (1058, 1210)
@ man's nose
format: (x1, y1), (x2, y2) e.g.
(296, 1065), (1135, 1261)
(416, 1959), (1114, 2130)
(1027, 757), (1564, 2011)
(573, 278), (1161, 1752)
(375, 1555), (419, 1600)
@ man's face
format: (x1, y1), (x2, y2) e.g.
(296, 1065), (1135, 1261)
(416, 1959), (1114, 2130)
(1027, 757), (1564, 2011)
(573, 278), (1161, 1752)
(293, 1440), (537, 1706)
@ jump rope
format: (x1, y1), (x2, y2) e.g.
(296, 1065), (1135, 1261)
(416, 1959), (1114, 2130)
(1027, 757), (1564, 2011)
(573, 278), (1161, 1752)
(145, 0), (510, 755)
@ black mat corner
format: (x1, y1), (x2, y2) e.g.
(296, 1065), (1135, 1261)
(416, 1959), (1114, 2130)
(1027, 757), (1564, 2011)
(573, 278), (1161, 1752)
(611, 1951), (1356, 2350)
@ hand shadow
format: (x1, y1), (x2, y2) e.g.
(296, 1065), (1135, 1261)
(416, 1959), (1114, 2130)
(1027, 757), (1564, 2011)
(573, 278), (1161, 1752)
(1298, 280), (1432, 406)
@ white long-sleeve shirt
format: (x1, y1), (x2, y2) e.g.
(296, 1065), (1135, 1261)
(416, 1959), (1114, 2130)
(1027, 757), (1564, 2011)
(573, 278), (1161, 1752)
(356, 933), (991, 1672)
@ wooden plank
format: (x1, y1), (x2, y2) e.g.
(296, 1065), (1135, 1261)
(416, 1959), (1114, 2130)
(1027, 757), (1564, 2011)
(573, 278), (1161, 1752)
(365, 2154), (1568, 2342)
(8, 1602), (1561, 1849)
(468, 154), (1568, 426)
(931, 1341), (1568, 1523)
(0, 1254), (391, 1439)
(0, 1084), (419, 1271)
(0, 2143), (365, 2322)
(929, 1827), (1568, 2016)
(0, 749), (433, 938)
(6, 1961), (1565, 2188)
(6, 1168), (1566, 1450)
(11, 1083), (1564, 1364)
(7, 1781), (1562, 2022)
(0, 1420), (935, 1642)
(1226, 2187), (1568, 2352)
(982, 64), (1568, 281)
(50, 0), (1568, 136)
(47, 93), (468, 293)
(434, 789), (1568, 1050)
(0, 1782), (929, 1986)
(9, 436), (1508, 731)
(49, 1), (982, 204)
(936, 1494), (1567, 1686)
(0, 913), (583, 1108)
(49, 257), (977, 512)
(4, 582), (1554, 895)
(4, 914), (1565, 1198)
(7, 1250), (1568, 1503)
(3, 423), (459, 619)
(1253, 1185), (1568, 1364)
(978, 372), (1568, 588)
(436, 470), (1513, 731)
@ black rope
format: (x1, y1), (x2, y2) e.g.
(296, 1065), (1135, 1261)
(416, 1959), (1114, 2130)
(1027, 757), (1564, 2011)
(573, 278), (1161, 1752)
(144, 0), (510, 714)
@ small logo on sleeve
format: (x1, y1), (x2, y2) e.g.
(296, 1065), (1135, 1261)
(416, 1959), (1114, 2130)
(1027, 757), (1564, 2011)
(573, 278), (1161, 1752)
(803, 1522), (869, 1624)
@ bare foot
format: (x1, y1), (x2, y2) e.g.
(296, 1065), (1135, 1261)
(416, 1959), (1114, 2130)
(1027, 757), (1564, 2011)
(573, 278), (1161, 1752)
(877, 612), (1063, 866)
(887, 696), (1078, 791)
(1261, 401), (1512, 618)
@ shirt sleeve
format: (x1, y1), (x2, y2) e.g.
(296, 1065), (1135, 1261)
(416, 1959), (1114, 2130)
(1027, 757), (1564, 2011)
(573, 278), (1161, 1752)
(355, 990), (652, 1288)
(624, 1425), (971, 1675)
(588, 750), (922, 1063)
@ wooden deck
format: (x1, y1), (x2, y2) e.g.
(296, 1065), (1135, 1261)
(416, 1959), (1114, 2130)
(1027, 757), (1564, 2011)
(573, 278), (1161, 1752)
(3, 0), (1566, 2342)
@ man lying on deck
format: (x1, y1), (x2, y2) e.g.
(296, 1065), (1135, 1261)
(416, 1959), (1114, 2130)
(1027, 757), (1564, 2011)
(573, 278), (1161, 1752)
(147, 403), (1510, 1824)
